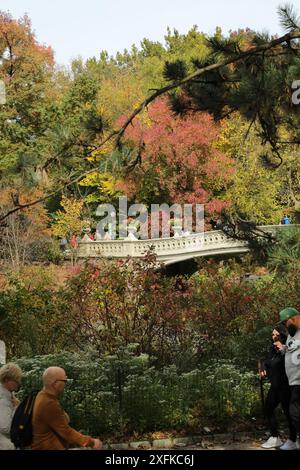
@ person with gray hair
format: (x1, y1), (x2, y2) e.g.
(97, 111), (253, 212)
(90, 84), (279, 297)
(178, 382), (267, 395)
(31, 366), (102, 450)
(0, 362), (22, 450)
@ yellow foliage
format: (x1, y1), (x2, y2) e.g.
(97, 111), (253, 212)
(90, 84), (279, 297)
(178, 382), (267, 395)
(132, 103), (152, 128)
(97, 73), (145, 126)
(79, 172), (123, 202)
(87, 131), (115, 161)
(226, 152), (281, 224)
(215, 113), (248, 156)
(0, 188), (51, 238)
(52, 196), (84, 238)
(216, 114), (283, 223)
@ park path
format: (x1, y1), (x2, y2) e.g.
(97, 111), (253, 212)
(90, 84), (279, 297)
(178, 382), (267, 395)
(181, 436), (273, 450)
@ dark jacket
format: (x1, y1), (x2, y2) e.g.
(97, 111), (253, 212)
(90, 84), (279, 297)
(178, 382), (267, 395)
(264, 326), (289, 389)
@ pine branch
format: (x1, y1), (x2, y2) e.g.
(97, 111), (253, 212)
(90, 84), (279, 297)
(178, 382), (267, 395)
(163, 60), (188, 81)
(206, 36), (241, 55)
(278, 3), (300, 32)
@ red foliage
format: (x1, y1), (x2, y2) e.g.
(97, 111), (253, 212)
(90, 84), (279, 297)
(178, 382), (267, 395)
(0, 12), (54, 82)
(119, 98), (234, 216)
(64, 254), (197, 360)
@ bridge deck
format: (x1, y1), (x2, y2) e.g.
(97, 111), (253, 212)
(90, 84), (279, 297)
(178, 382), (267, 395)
(72, 225), (291, 266)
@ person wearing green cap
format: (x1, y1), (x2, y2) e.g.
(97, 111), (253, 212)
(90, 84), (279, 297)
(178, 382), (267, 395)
(260, 326), (298, 450)
(279, 307), (299, 325)
(276, 307), (300, 442)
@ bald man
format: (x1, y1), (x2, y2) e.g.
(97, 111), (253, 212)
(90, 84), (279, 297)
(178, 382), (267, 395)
(31, 367), (102, 450)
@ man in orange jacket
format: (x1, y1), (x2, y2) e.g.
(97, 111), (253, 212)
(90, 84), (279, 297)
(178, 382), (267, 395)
(31, 367), (102, 450)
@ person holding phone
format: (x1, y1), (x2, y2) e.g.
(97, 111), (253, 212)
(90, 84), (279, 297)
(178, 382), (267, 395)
(260, 325), (298, 450)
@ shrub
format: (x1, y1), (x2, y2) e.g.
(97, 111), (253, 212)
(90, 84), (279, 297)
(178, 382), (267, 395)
(29, 237), (63, 264)
(15, 351), (260, 436)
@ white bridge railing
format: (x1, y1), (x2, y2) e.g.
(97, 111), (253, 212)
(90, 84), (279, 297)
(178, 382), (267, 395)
(73, 225), (289, 266)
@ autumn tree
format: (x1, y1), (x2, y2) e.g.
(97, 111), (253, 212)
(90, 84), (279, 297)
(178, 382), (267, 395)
(0, 188), (51, 268)
(164, 5), (300, 166)
(143, 5), (299, 225)
(1, 8), (300, 229)
(214, 114), (282, 224)
(0, 11), (55, 182)
(51, 196), (85, 239)
(0, 12), (106, 203)
(75, 28), (211, 203)
(64, 254), (196, 362)
(89, 27), (209, 128)
(118, 98), (234, 217)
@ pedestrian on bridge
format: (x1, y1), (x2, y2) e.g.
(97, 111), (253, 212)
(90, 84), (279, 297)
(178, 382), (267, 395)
(281, 215), (291, 225)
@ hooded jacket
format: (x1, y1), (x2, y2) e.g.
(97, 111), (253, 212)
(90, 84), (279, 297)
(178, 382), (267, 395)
(284, 328), (300, 386)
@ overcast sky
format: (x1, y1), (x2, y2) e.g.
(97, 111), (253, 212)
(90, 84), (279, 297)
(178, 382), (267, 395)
(2, 0), (291, 65)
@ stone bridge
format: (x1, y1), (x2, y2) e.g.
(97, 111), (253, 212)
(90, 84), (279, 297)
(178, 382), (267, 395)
(74, 225), (291, 266)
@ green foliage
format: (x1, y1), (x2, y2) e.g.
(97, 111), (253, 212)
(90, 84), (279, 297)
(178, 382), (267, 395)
(0, 267), (71, 356)
(222, 326), (272, 370)
(169, 23), (300, 156)
(217, 115), (282, 223)
(163, 60), (188, 81)
(0, 12), (56, 181)
(216, 114), (300, 223)
(267, 226), (300, 272)
(196, 361), (258, 421)
(29, 237), (63, 264)
(278, 3), (300, 32)
(190, 258), (300, 368)
(15, 351), (259, 436)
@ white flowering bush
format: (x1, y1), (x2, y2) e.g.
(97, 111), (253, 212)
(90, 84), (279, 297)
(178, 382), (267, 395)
(15, 351), (260, 436)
